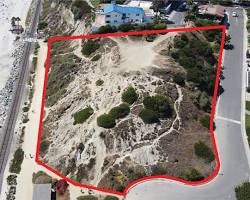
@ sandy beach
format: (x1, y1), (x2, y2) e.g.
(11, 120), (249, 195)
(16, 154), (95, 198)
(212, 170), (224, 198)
(0, 0), (32, 128)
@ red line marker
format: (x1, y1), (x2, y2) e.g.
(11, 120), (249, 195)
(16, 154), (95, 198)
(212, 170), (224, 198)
(35, 25), (226, 196)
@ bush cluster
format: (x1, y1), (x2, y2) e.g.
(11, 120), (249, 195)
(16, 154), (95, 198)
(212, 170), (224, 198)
(122, 86), (138, 105)
(109, 103), (130, 119)
(77, 195), (98, 200)
(38, 21), (48, 30)
(143, 95), (172, 118)
(173, 73), (185, 86)
(97, 22), (167, 34)
(194, 141), (215, 162)
(97, 113), (116, 128)
(235, 182), (250, 200)
(183, 168), (204, 181)
(9, 148), (24, 174)
(73, 106), (94, 124)
(139, 108), (159, 124)
(139, 95), (172, 124)
(82, 40), (100, 56)
(40, 140), (50, 154)
(103, 196), (119, 200)
(71, 0), (92, 21)
(172, 33), (217, 96)
(200, 114), (210, 129)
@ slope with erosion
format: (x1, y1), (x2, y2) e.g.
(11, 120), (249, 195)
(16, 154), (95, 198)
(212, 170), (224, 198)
(39, 28), (221, 192)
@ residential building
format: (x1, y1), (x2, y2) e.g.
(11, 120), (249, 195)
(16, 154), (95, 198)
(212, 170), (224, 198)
(93, 1), (155, 28)
(32, 184), (51, 200)
(198, 4), (226, 19)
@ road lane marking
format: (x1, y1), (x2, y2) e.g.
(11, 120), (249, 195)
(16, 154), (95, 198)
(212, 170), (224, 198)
(215, 116), (241, 124)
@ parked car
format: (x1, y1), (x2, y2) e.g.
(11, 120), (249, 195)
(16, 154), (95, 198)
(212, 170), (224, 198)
(232, 12), (238, 17)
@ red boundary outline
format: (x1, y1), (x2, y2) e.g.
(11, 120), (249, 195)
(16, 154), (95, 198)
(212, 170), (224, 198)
(35, 25), (226, 196)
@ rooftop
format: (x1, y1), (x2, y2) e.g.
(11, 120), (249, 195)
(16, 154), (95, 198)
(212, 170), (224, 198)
(103, 2), (144, 14)
(198, 4), (225, 18)
(32, 184), (51, 200)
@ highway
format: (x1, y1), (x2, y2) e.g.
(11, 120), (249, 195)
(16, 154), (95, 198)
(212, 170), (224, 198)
(0, 0), (42, 192)
(125, 8), (250, 200)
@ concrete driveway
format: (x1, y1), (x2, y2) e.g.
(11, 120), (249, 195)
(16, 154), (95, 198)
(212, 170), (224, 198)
(125, 8), (250, 200)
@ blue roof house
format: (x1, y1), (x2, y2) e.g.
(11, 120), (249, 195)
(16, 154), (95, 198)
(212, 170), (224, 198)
(94, 2), (154, 28)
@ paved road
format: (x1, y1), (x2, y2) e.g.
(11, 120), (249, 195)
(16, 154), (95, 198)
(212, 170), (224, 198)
(0, 0), (42, 192)
(125, 8), (250, 200)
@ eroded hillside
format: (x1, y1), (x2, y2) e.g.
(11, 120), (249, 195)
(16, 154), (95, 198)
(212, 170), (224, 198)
(40, 29), (221, 192)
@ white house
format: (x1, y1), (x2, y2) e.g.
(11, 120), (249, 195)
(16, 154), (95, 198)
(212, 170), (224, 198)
(93, 1), (155, 28)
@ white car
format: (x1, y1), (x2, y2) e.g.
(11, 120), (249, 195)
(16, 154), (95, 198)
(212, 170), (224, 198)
(232, 12), (238, 17)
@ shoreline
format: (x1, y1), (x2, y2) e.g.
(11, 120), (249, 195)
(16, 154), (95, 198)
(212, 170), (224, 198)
(0, 0), (32, 129)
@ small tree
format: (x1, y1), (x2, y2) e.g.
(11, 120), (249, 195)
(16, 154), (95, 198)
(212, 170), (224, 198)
(194, 141), (215, 162)
(97, 114), (116, 128)
(103, 196), (119, 200)
(143, 95), (172, 118)
(82, 40), (100, 56)
(122, 86), (138, 105)
(109, 103), (130, 119)
(139, 109), (159, 124)
(173, 73), (185, 86)
(9, 148), (24, 174)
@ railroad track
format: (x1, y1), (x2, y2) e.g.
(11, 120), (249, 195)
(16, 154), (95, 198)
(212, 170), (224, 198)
(0, 0), (42, 191)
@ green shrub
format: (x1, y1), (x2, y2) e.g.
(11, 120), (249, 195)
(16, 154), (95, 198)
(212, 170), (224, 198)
(77, 195), (98, 200)
(40, 140), (50, 154)
(198, 92), (210, 111)
(7, 175), (17, 185)
(245, 115), (250, 145)
(174, 37), (186, 48)
(38, 21), (48, 30)
(73, 107), (94, 124)
(71, 0), (92, 21)
(118, 23), (135, 32)
(109, 103), (130, 119)
(22, 115), (29, 123)
(235, 182), (250, 200)
(200, 114), (210, 129)
(184, 168), (204, 181)
(103, 196), (119, 200)
(139, 109), (159, 124)
(97, 25), (117, 34)
(82, 40), (100, 56)
(22, 106), (29, 113)
(95, 79), (104, 86)
(9, 148), (24, 174)
(143, 95), (172, 118)
(194, 141), (215, 162)
(153, 23), (167, 30)
(122, 86), (138, 105)
(91, 54), (101, 61)
(97, 114), (116, 128)
(173, 73), (185, 86)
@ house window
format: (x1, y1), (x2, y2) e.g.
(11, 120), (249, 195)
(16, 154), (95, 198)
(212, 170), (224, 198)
(114, 20), (117, 23)
(136, 14), (140, 16)
(106, 21), (110, 23)
(106, 15), (111, 18)
(122, 13), (126, 19)
(136, 19), (139, 21)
